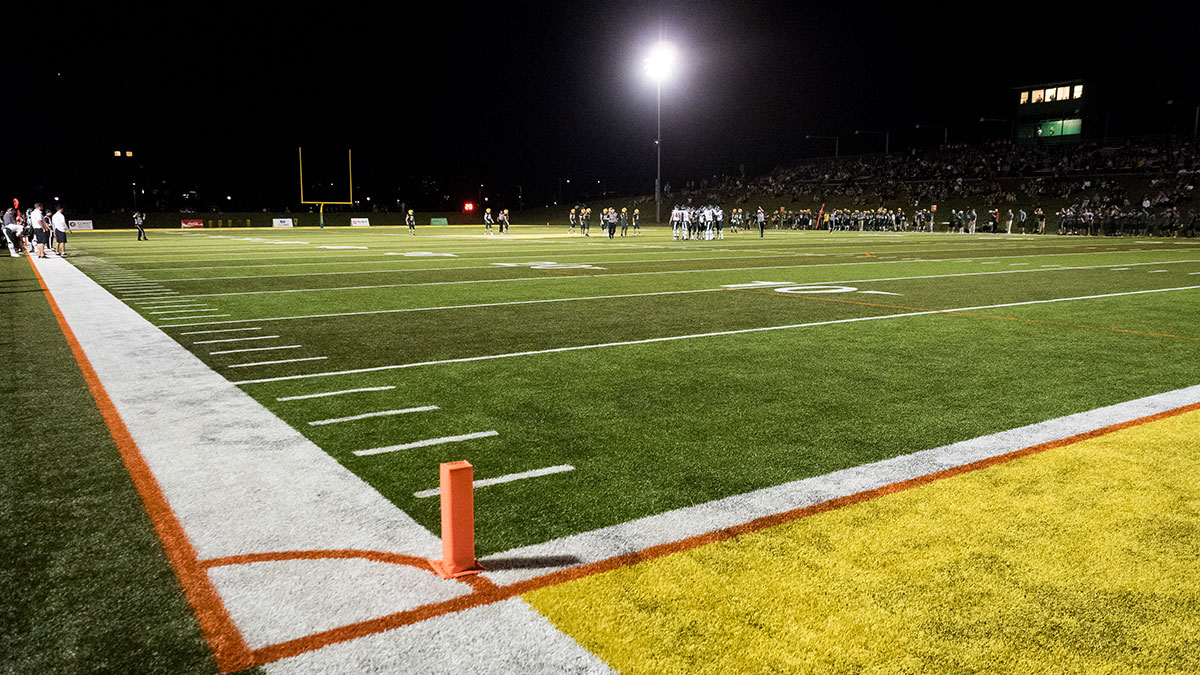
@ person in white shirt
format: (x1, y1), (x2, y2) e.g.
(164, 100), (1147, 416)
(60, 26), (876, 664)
(52, 206), (69, 256)
(27, 206), (42, 252)
(3, 207), (21, 256)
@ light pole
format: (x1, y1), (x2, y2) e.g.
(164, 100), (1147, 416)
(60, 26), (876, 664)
(645, 39), (677, 223)
(915, 123), (948, 146)
(855, 129), (890, 154)
(806, 134), (839, 157)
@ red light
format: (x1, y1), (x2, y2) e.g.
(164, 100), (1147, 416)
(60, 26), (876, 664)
(463, 202), (475, 212)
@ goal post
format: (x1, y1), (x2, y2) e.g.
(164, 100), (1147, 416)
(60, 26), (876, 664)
(299, 147), (354, 227)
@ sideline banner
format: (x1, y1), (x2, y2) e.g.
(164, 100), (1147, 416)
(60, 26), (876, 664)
(350, 218), (371, 227)
(430, 217), (449, 226)
(68, 220), (94, 230)
(181, 219), (204, 229)
(272, 218), (295, 228)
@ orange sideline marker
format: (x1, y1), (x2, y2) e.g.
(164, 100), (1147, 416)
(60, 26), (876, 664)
(429, 461), (484, 578)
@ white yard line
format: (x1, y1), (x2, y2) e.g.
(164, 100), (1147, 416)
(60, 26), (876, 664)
(194, 335), (282, 344)
(149, 307), (217, 314)
(159, 314), (231, 321)
(210, 345), (302, 355)
(181, 327), (264, 335)
(228, 356), (328, 368)
(308, 406), (440, 426)
(354, 431), (500, 457)
(232, 285), (1200, 385)
(276, 386), (396, 401)
(155, 252), (1200, 300)
(413, 465), (575, 498)
(148, 258), (1200, 328)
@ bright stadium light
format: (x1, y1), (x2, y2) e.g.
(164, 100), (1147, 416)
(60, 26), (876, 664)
(644, 41), (677, 82)
(645, 38), (678, 224)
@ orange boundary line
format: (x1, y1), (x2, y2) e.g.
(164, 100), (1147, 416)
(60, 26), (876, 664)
(248, 398), (1200, 667)
(26, 257), (255, 673)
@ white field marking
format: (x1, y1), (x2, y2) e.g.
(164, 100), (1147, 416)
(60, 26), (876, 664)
(210, 345), (302, 355)
(276, 386), (396, 401)
(159, 314), (231, 321)
(1191, 272), (1200, 275)
(858, 290), (903, 296)
(1010, 262), (1030, 265)
(180, 327), (264, 335)
(1148, 270), (1169, 273)
(318, 246), (368, 249)
(308, 406), (440, 426)
(133, 252), (805, 282)
(151, 288), (725, 327)
(981, 261), (1001, 264)
(107, 239), (1167, 274)
(33, 255), (612, 665)
(148, 307), (217, 314)
(137, 299), (200, 306)
(109, 283), (163, 288)
(121, 289), (176, 295)
(114, 237), (1153, 273)
(413, 465), (575, 499)
(231, 285), (1200, 386)
(161, 259), (1200, 328)
(194, 335), (282, 344)
(353, 431), (500, 457)
(383, 251), (457, 257)
(160, 252), (1200, 300)
(1112, 268), (1130, 271)
(227, 356), (328, 368)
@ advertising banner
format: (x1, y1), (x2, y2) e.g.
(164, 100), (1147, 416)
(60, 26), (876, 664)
(350, 218), (371, 227)
(272, 218), (295, 228)
(181, 219), (205, 229)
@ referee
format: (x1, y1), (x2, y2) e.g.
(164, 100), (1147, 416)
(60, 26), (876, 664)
(134, 211), (148, 241)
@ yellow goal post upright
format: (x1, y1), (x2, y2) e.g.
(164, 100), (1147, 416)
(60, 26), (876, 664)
(298, 147), (354, 228)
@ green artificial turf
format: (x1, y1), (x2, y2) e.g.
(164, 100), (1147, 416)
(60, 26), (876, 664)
(0, 258), (244, 674)
(64, 227), (1200, 555)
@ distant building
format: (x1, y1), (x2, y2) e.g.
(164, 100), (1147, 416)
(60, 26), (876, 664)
(1014, 79), (1090, 145)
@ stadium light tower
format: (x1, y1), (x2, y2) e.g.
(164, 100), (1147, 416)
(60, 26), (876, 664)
(645, 38), (677, 223)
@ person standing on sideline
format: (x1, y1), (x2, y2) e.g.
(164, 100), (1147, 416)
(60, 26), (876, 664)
(3, 207), (21, 256)
(134, 211), (148, 240)
(1005, 209), (1014, 234)
(619, 207), (629, 236)
(28, 204), (44, 251)
(632, 208), (641, 235)
(568, 207), (577, 234)
(483, 207), (494, 235)
(756, 206), (766, 237)
(500, 209), (510, 234)
(51, 205), (69, 256)
(406, 209), (416, 235)
(607, 207), (617, 238)
(33, 206), (51, 258)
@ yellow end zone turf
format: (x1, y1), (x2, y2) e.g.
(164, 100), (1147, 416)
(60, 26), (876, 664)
(524, 409), (1200, 674)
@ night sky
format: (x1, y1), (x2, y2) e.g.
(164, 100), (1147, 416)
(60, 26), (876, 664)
(6, 1), (1197, 211)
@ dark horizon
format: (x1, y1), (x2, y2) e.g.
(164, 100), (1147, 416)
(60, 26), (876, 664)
(6, 1), (1197, 213)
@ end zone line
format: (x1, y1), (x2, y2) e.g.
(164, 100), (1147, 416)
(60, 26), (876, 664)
(413, 465), (575, 498)
(231, 285), (1200, 385)
(353, 430), (499, 456)
(308, 406), (440, 426)
(276, 386), (396, 401)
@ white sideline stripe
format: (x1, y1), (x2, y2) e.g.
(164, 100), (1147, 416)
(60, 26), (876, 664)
(308, 406), (440, 426)
(149, 307), (217, 314)
(194, 335), (281, 344)
(413, 465), (575, 498)
(155, 251), (1200, 300)
(276, 386), (396, 401)
(210, 345), (302, 355)
(181, 327), (263, 335)
(232, 285), (1200, 385)
(353, 431), (500, 456)
(160, 314), (231, 321)
(480, 383), (1200, 587)
(149, 259), (1200, 328)
(228, 356), (328, 368)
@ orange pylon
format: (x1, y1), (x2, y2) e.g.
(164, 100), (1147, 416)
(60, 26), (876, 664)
(430, 461), (483, 578)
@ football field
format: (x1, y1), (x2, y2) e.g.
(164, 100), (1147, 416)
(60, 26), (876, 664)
(65, 226), (1200, 556)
